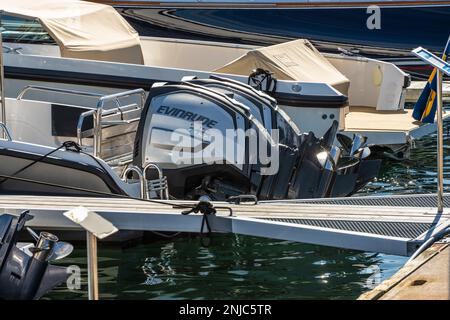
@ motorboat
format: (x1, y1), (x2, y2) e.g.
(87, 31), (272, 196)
(91, 0), (450, 80)
(0, 0), (444, 201)
(0, 79), (381, 200)
(1, 1), (449, 301)
(1, 0), (436, 158)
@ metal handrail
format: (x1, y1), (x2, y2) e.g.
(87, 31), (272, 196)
(77, 109), (96, 146)
(0, 122), (12, 141)
(2, 45), (22, 54)
(122, 165), (147, 200)
(100, 103), (141, 119)
(77, 103), (141, 143)
(143, 163), (169, 200)
(17, 85), (106, 100)
(17, 85), (125, 120)
(90, 89), (145, 157)
(17, 85), (145, 158)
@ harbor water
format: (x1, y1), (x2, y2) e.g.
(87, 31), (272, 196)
(45, 120), (450, 300)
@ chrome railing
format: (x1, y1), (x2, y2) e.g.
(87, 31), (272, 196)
(143, 163), (169, 200)
(17, 85), (145, 158)
(13, 85), (161, 200)
(122, 165), (147, 200)
(122, 163), (169, 200)
(77, 89), (145, 157)
(2, 45), (22, 54)
(0, 122), (12, 141)
(18, 85), (105, 101)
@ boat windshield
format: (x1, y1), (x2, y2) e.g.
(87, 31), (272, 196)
(1, 14), (55, 44)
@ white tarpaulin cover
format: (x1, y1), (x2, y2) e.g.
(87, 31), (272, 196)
(0, 0), (144, 64)
(215, 39), (350, 95)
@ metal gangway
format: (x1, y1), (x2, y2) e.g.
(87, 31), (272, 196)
(0, 193), (449, 257)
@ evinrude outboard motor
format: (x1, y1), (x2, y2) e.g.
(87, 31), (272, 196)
(133, 78), (381, 200)
(0, 211), (73, 300)
(133, 82), (275, 199)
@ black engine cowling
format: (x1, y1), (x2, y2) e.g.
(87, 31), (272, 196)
(0, 211), (72, 300)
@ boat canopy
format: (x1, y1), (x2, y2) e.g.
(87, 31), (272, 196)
(0, 0), (144, 64)
(215, 39), (350, 96)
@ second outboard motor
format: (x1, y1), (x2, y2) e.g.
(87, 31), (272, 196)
(0, 211), (73, 300)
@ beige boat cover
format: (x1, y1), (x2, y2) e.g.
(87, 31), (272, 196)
(215, 39), (350, 95)
(0, 0), (144, 64)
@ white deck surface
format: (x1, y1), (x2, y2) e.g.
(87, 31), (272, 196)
(344, 106), (450, 146)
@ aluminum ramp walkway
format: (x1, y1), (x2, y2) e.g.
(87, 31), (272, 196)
(1, 194), (449, 257)
(269, 193), (450, 207)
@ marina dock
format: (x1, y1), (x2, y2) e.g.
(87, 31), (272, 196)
(1, 193), (450, 257)
(359, 240), (450, 300)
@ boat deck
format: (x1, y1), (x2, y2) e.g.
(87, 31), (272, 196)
(344, 106), (450, 147)
(1, 193), (450, 256)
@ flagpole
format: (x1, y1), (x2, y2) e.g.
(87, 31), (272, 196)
(0, 18), (6, 139)
(437, 68), (444, 213)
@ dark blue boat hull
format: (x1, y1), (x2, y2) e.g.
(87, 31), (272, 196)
(115, 3), (450, 79)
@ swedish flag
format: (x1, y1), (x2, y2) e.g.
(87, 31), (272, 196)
(413, 37), (450, 123)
